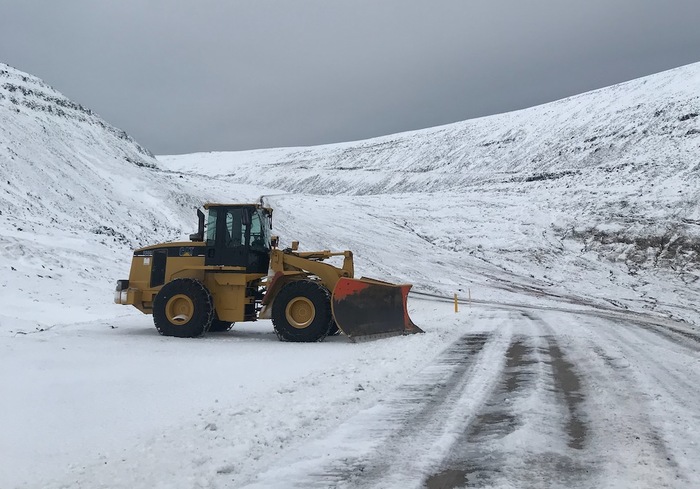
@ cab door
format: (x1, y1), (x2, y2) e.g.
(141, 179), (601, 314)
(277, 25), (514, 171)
(205, 207), (249, 267)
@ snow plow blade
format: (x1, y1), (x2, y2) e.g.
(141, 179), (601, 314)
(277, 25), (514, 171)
(331, 277), (424, 341)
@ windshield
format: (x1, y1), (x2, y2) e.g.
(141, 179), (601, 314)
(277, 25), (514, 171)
(205, 206), (271, 251)
(249, 209), (271, 251)
(206, 208), (218, 245)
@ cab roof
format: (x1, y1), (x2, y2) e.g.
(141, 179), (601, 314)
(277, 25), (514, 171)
(203, 203), (272, 213)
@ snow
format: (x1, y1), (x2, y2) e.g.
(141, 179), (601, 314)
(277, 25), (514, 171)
(1, 305), (466, 488)
(1, 60), (700, 488)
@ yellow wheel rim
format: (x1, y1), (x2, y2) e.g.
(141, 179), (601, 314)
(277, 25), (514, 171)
(165, 294), (194, 325)
(285, 297), (315, 329)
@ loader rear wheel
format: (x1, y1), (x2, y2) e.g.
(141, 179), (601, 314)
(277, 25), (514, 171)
(153, 278), (213, 338)
(272, 280), (333, 342)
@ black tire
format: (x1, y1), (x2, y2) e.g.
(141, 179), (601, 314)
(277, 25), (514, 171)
(328, 320), (341, 336)
(209, 314), (234, 332)
(153, 278), (213, 338)
(272, 280), (333, 342)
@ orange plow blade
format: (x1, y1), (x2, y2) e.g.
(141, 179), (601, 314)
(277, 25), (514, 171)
(331, 277), (424, 341)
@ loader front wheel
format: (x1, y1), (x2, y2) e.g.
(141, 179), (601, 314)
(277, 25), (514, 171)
(328, 320), (340, 336)
(153, 279), (213, 338)
(272, 280), (333, 342)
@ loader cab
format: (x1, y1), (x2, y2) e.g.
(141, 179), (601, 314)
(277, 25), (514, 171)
(202, 204), (272, 273)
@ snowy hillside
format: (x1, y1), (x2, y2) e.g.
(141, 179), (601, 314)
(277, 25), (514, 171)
(1, 60), (698, 330)
(162, 62), (700, 201)
(0, 63), (271, 330)
(2, 61), (700, 489)
(162, 63), (700, 324)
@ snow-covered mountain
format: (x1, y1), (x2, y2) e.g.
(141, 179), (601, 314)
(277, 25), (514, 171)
(1, 60), (699, 334)
(0, 63), (262, 331)
(2, 61), (700, 489)
(1, 63), (200, 245)
(160, 63), (700, 325)
(164, 63), (700, 198)
(162, 62), (700, 275)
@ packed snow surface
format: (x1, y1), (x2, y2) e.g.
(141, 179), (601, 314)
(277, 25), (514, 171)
(1, 61), (699, 488)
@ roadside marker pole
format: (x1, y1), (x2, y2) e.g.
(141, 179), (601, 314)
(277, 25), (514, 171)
(454, 293), (459, 313)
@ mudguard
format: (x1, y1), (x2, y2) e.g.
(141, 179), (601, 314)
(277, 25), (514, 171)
(331, 277), (424, 341)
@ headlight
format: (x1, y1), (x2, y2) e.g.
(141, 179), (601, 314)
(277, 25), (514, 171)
(115, 280), (130, 304)
(114, 289), (129, 304)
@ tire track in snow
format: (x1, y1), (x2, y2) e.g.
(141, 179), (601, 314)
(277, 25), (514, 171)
(578, 315), (700, 486)
(425, 312), (593, 489)
(243, 308), (699, 488)
(425, 333), (539, 488)
(546, 337), (587, 450)
(624, 319), (700, 350)
(242, 312), (515, 489)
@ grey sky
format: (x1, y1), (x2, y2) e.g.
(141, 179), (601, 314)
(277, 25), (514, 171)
(1, 1), (699, 155)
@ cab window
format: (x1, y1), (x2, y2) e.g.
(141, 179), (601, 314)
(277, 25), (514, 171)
(206, 208), (217, 245)
(225, 209), (245, 247)
(249, 210), (271, 251)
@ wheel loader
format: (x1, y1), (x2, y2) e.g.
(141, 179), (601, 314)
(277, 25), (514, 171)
(114, 203), (422, 342)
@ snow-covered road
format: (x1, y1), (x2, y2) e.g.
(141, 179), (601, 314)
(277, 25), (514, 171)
(245, 307), (700, 489)
(4, 303), (698, 489)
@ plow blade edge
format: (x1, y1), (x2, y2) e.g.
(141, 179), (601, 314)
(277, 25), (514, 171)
(331, 277), (424, 341)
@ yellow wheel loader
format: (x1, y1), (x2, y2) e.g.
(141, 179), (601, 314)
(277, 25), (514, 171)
(114, 203), (423, 342)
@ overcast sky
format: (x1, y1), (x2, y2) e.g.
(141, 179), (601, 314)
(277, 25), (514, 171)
(1, 1), (699, 155)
